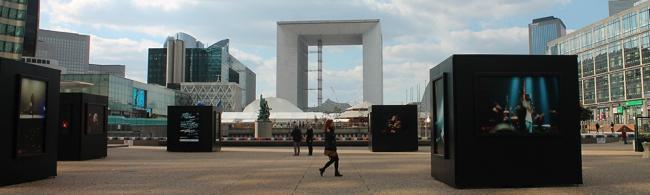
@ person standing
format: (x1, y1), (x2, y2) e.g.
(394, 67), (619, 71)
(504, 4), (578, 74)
(610, 122), (615, 134)
(306, 124), (314, 156)
(291, 122), (303, 156)
(319, 119), (342, 177)
(622, 128), (628, 144)
(595, 123), (600, 134)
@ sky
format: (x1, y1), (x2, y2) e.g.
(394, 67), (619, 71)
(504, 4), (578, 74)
(40, 0), (609, 106)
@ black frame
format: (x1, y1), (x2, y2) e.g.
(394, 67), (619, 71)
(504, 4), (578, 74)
(429, 55), (582, 188)
(58, 93), (108, 161)
(1, 58), (60, 186)
(472, 72), (563, 137)
(431, 72), (449, 158)
(167, 106), (221, 152)
(14, 74), (49, 158)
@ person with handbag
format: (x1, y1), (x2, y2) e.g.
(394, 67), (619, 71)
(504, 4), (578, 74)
(319, 119), (342, 177)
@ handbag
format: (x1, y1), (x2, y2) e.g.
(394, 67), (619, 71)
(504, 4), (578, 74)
(324, 149), (338, 157)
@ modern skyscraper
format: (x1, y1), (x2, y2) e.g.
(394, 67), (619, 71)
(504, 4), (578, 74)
(0, 0), (31, 60)
(609, 0), (641, 16)
(35, 29), (90, 74)
(529, 16), (566, 55)
(165, 37), (186, 86)
(548, 0), (650, 124)
(147, 34), (256, 106)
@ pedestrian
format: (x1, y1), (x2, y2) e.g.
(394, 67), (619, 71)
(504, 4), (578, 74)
(610, 122), (615, 134)
(306, 124), (314, 156)
(595, 123), (600, 133)
(291, 122), (303, 156)
(319, 119), (342, 177)
(622, 128), (628, 144)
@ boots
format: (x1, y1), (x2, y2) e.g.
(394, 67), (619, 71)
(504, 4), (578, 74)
(319, 168), (325, 176)
(335, 171), (342, 177)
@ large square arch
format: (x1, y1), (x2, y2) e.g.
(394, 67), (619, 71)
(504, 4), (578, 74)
(276, 19), (383, 110)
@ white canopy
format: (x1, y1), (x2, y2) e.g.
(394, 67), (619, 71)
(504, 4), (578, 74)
(221, 112), (329, 123)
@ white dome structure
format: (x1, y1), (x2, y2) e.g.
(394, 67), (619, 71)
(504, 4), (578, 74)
(243, 97), (303, 113)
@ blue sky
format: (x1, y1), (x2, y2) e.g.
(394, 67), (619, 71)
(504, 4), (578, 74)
(40, 0), (609, 106)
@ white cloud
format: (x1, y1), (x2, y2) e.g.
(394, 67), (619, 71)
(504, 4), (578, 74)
(230, 48), (276, 97)
(40, 0), (570, 104)
(131, 0), (200, 11)
(90, 35), (160, 82)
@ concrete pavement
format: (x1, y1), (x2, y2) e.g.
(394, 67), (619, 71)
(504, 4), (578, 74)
(1, 143), (648, 194)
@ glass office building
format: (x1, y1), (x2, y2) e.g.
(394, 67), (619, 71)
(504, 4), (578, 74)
(62, 74), (191, 136)
(148, 36), (257, 106)
(548, 1), (650, 124)
(529, 16), (566, 55)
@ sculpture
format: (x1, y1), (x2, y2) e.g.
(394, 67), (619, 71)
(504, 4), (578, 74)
(257, 95), (271, 121)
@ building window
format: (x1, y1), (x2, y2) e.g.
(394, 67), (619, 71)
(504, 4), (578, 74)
(579, 80), (583, 103)
(624, 37), (640, 67)
(584, 78), (596, 104)
(608, 19), (621, 41)
(611, 72), (625, 101)
(4, 41), (13, 53)
(583, 31), (593, 49)
(14, 43), (21, 54)
(16, 9), (24, 20)
(594, 25), (606, 45)
(626, 68), (642, 99)
(8, 8), (16, 19)
(6, 25), (15, 37)
(642, 66), (650, 98)
(642, 33), (650, 64)
(595, 48), (609, 74)
(641, 8), (650, 30)
(622, 12), (638, 35)
(597, 75), (610, 103)
(1, 7), (8, 18)
(582, 52), (594, 76)
(609, 43), (624, 71)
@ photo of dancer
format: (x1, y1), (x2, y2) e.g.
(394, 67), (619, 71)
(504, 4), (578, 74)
(476, 76), (560, 135)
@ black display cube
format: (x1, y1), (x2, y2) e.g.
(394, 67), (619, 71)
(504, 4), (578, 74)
(368, 105), (418, 152)
(58, 93), (108, 161)
(429, 55), (582, 188)
(167, 106), (221, 152)
(0, 59), (60, 186)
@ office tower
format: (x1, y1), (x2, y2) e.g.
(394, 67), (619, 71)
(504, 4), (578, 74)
(529, 16), (566, 55)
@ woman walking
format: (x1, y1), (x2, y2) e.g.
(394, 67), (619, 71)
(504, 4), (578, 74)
(319, 119), (342, 177)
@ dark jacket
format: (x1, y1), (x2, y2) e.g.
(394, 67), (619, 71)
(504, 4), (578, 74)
(306, 128), (314, 142)
(291, 127), (302, 142)
(324, 127), (337, 151)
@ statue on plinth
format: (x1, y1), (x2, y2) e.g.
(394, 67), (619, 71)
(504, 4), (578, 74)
(257, 95), (271, 121)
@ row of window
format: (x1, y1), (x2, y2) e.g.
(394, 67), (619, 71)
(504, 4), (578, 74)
(0, 40), (21, 54)
(0, 23), (23, 37)
(0, 5), (26, 21)
(578, 32), (650, 77)
(581, 66), (650, 105)
(24, 58), (51, 64)
(3, 0), (28, 4)
(551, 5), (650, 55)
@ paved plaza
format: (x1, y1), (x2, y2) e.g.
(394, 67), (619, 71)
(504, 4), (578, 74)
(1, 143), (649, 194)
